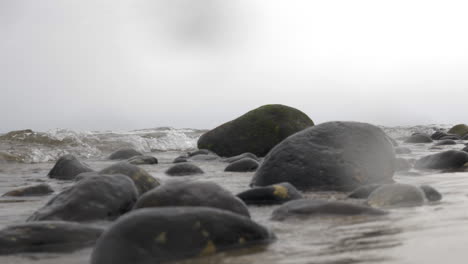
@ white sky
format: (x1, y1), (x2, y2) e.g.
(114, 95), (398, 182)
(1, 0), (468, 132)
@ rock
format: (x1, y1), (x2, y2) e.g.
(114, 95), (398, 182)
(347, 184), (382, 199)
(127, 155), (158, 165)
(197, 104), (314, 157)
(134, 181), (250, 217)
(439, 135), (461, 140)
(420, 184), (442, 202)
(434, 139), (457, 146)
(415, 150), (468, 170)
(27, 173), (138, 222)
(395, 147), (412, 154)
(395, 158), (412, 172)
(223, 152), (260, 163)
(236, 182), (303, 205)
(100, 161), (160, 195)
(48, 154), (94, 180)
(173, 156), (188, 163)
(188, 149), (216, 157)
(431, 131), (448, 140)
(109, 148), (143, 160)
(462, 146), (468, 153)
(0, 221), (103, 255)
(166, 163), (204, 176)
(251, 121), (396, 191)
(189, 154), (219, 161)
(367, 183), (425, 208)
(90, 207), (274, 264)
(463, 134), (468, 140)
(271, 199), (386, 221)
(0, 152), (22, 163)
(225, 158), (259, 172)
(448, 124), (468, 137)
(404, 134), (433, 143)
(2, 184), (53, 197)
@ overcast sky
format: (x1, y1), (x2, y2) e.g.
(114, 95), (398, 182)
(1, 0), (468, 132)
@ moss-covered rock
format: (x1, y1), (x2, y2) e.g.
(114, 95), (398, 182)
(448, 124), (468, 136)
(197, 104), (314, 157)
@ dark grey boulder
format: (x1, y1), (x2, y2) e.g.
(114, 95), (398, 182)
(127, 155), (158, 165)
(223, 152), (260, 163)
(420, 185), (442, 202)
(188, 149), (216, 157)
(225, 158), (259, 172)
(431, 131), (448, 140)
(347, 184), (382, 199)
(251, 121), (396, 191)
(109, 148), (142, 160)
(415, 150), (468, 170)
(27, 173), (138, 222)
(439, 135), (461, 140)
(2, 183), (53, 197)
(48, 154), (93, 180)
(0, 221), (103, 255)
(461, 146), (468, 153)
(166, 163), (204, 176)
(90, 207), (275, 264)
(100, 161), (160, 195)
(173, 156), (188, 163)
(404, 134), (433, 143)
(271, 199), (386, 221)
(237, 182), (302, 205)
(134, 181), (250, 218)
(189, 154), (219, 161)
(367, 183), (425, 208)
(395, 147), (412, 154)
(434, 139), (457, 146)
(197, 104), (314, 157)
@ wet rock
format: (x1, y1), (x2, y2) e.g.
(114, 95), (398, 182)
(463, 134), (468, 140)
(27, 173), (138, 222)
(395, 158), (412, 172)
(251, 121), (396, 191)
(48, 154), (94, 180)
(415, 150), (468, 170)
(271, 199), (386, 221)
(434, 139), (457, 146)
(431, 131), (448, 140)
(347, 184), (382, 199)
(0, 221), (103, 255)
(223, 152), (260, 163)
(404, 134), (433, 143)
(225, 158), (259, 172)
(367, 183), (425, 208)
(100, 161), (160, 195)
(461, 146), (468, 153)
(395, 147), (412, 154)
(420, 184), (442, 202)
(0, 152), (22, 163)
(189, 154), (219, 161)
(90, 207), (274, 264)
(198, 104), (314, 157)
(127, 155), (158, 165)
(237, 182), (302, 205)
(188, 149), (216, 157)
(2, 184), (53, 197)
(166, 163), (204, 176)
(448, 124), (468, 137)
(109, 148), (142, 160)
(173, 156), (188, 163)
(134, 181), (250, 217)
(439, 135), (461, 140)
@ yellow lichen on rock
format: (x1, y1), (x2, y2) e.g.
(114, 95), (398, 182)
(199, 240), (216, 256)
(155, 232), (167, 244)
(273, 185), (288, 199)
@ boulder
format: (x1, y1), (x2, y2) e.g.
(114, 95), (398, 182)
(48, 154), (93, 180)
(173, 156), (188, 163)
(27, 173), (138, 222)
(100, 161), (160, 195)
(90, 207), (274, 264)
(134, 181), (250, 218)
(404, 134), (433, 143)
(347, 184), (382, 199)
(439, 135), (461, 140)
(251, 121), (396, 191)
(2, 184), (53, 197)
(448, 124), (468, 137)
(166, 163), (204, 176)
(225, 158), (259, 172)
(271, 199), (386, 221)
(367, 183), (425, 208)
(189, 154), (219, 161)
(188, 149), (216, 157)
(237, 182), (303, 205)
(197, 104), (314, 157)
(420, 185), (442, 202)
(109, 148), (142, 160)
(415, 150), (468, 170)
(0, 152), (22, 163)
(434, 139), (457, 146)
(0, 221), (103, 255)
(431, 131), (448, 140)
(223, 152), (260, 163)
(127, 155), (158, 165)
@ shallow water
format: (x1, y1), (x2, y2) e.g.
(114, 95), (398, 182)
(1, 127), (468, 264)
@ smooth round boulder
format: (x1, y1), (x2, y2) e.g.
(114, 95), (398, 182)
(188, 149), (215, 157)
(448, 124), (468, 137)
(431, 131), (448, 140)
(225, 158), (259, 172)
(27, 173), (138, 222)
(48, 154), (93, 180)
(166, 163), (204, 176)
(420, 185), (442, 202)
(189, 154), (219, 161)
(2, 183), (53, 197)
(395, 147), (412, 154)
(237, 182), (303, 205)
(347, 184), (382, 199)
(415, 150), (468, 170)
(109, 148), (142, 160)
(271, 199), (386, 221)
(223, 152), (260, 163)
(462, 146), (468, 153)
(90, 207), (275, 264)
(0, 221), (103, 255)
(251, 121), (396, 191)
(404, 134), (433, 143)
(439, 135), (461, 140)
(173, 156), (188, 163)
(434, 139), (457, 146)
(134, 181), (250, 217)
(100, 161), (160, 195)
(367, 183), (425, 208)
(197, 104), (314, 157)
(127, 155), (158, 165)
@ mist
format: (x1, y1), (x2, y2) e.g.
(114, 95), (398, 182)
(2, 0), (468, 133)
